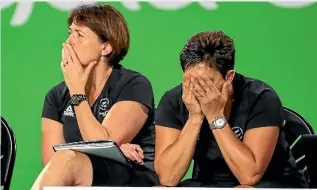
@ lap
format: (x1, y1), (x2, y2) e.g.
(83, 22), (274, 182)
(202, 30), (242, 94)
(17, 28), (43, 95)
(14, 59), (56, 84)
(87, 154), (159, 187)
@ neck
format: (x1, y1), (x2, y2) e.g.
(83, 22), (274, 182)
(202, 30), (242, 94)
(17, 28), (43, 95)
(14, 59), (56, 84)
(85, 60), (112, 94)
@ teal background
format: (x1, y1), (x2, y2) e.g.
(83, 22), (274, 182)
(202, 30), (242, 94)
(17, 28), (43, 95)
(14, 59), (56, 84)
(1, 2), (317, 189)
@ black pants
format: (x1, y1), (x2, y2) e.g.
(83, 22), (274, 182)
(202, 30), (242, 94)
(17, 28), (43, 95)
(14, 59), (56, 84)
(178, 178), (308, 188)
(87, 154), (159, 186)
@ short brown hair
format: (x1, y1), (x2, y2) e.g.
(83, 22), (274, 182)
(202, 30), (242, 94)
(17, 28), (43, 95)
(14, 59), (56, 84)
(68, 4), (130, 65)
(180, 30), (235, 77)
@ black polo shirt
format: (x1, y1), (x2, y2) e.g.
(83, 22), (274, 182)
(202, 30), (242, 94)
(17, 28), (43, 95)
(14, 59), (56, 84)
(156, 73), (306, 186)
(41, 64), (156, 170)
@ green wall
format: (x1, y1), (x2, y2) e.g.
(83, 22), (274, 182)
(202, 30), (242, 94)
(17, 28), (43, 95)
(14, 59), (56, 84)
(1, 2), (317, 189)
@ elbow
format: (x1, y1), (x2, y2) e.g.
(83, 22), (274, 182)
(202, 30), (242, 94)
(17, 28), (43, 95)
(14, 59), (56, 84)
(155, 162), (179, 187)
(158, 174), (179, 187)
(238, 172), (263, 186)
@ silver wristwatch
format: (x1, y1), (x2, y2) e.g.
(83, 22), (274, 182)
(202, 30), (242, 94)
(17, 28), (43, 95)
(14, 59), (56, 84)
(209, 117), (227, 130)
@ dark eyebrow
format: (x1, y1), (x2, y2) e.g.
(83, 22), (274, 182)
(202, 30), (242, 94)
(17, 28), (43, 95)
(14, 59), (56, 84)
(68, 27), (84, 34)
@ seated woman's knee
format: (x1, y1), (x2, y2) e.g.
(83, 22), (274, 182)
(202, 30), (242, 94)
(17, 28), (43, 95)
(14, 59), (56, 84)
(50, 150), (78, 168)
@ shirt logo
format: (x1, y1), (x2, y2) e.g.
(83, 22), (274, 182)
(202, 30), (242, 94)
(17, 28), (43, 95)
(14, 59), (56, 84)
(99, 98), (110, 117)
(232, 126), (244, 140)
(63, 105), (74, 117)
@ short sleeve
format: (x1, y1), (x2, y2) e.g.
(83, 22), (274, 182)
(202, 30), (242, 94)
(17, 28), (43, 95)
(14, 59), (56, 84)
(155, 91), (183, 130)
(246, 90), (284, 131)
(116, 75), (154, 110)
(42, 88), (62, 123)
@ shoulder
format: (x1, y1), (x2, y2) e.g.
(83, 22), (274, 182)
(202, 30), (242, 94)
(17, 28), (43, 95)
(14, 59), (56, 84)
(156, 84), (185, 130)
(236, 73), (281, 103)
(162, 84), (182, 102)
(112, 67), (153, 92)
(45, 81), (68, 99)
(158, 84), (183, 110)
(167, 84), (183, 96)
(236, 75), (285, 130)
(121, 67), (151, 85)
(42, 81), (69, 121)
(112, 67), (155, 108)
(44, 81), (70, 106)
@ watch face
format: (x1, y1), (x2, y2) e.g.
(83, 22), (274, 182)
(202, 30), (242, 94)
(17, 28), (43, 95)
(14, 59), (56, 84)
(71, 94), (87, 106)
(72, 96), (79, 104)
(216, 119), (225, 126)
(210, 117), (227, 130)
(213, 117), (227, 129)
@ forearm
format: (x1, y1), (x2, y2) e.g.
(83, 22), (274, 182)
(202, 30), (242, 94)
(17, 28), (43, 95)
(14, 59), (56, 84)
(74, 101), (110, 141)
(156, 116), (203, 186)
(211, 123), (260, 185)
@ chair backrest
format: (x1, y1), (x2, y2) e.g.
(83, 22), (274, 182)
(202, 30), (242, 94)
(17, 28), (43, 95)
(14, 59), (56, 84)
(191, 107), (315, 179)
(283, 107), (314, 171)
(298, 135), (317, 188)
(1, 117), (17, 190)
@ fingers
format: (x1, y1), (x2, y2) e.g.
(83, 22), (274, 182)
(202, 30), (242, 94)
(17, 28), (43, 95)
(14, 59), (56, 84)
(129, 150), (144, 165)
(193, 81), (205, 99)
(192, 87), (200, 99)
(64, 43), (80, 65)
(121, 144), (144, 165)
(63, 43), (72, 64)
(84, 61), (97, 78)
(182, 73), (190, 97)
(123, 151), (134, 160)
(60, 62), (66, 73)
(200, 75), (213, 92)
(134, 145), (144, 159)
(189, 76), (195, 92)
(202, 75), (218, 93)
(62, 47), (66, 62)
(221, 80), (229, 95)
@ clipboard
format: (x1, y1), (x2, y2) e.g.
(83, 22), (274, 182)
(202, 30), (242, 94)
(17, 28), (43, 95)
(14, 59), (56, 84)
(53, 140), (132, 167)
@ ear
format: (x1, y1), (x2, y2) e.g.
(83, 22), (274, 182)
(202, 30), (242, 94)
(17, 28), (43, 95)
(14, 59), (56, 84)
(101, 42), (112, 56)
(225, 70), (235, 85)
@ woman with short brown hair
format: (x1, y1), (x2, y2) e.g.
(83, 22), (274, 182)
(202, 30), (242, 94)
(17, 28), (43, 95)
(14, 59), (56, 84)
(32, 4), (158, 189)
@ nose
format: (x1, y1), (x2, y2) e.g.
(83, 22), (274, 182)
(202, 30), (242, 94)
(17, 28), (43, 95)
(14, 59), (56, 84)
(66, 36), (73, 45)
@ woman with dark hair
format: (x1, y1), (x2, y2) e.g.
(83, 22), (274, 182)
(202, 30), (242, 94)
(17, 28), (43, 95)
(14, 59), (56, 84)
(32, 4), (158, 189)
(154, 31), (308, 188)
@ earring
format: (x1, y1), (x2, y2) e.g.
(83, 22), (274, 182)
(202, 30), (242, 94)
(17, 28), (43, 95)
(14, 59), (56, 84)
(101, 56), (105, 60)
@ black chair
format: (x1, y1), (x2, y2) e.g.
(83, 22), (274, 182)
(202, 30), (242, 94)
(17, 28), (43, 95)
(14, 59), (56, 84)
(191, 107), (316, 187)
(1, 117), (17, 190)
(297, 134), (317, 188)
(283, 107), (317, 187)
(283, 107), (315, 161)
